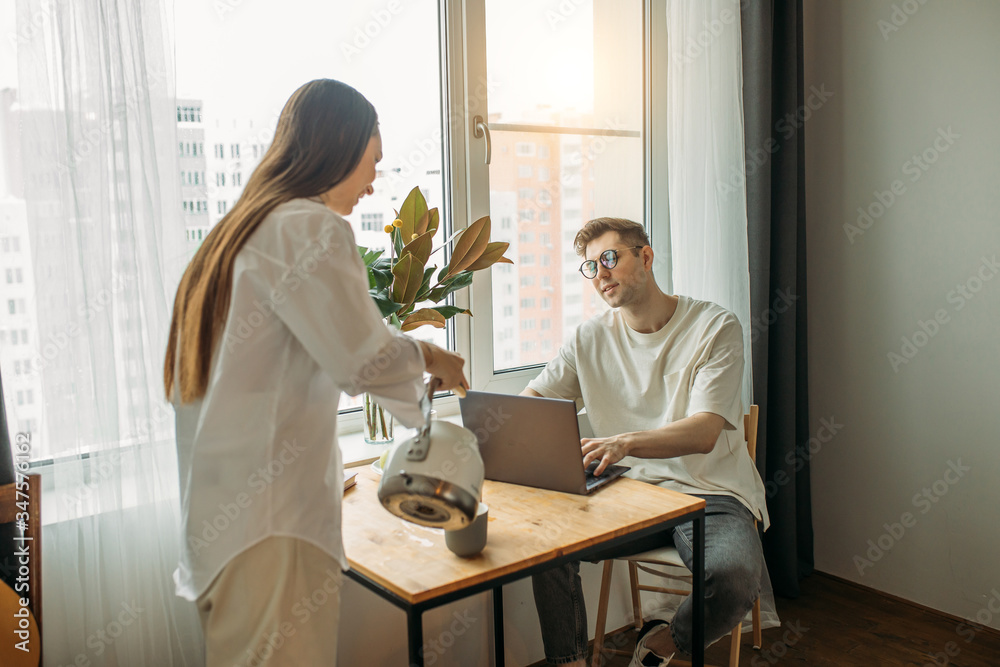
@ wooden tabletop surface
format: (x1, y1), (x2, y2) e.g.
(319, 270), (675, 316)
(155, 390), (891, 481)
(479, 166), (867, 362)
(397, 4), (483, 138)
(342, 467), (705, 605)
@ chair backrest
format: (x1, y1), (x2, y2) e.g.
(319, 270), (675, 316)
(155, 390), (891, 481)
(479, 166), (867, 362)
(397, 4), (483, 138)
(744, 404), (759, 463)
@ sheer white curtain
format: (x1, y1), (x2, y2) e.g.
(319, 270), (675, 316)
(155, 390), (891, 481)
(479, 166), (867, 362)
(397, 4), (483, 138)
(662, 0), (779, 632)
(16, 0), (201, 664)
(665, 0), (753, 410)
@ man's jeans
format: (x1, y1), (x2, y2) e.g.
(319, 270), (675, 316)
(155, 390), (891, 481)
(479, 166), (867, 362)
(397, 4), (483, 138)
(531, 494), (764, 663)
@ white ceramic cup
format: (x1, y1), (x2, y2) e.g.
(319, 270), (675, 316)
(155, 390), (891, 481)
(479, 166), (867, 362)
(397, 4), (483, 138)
(445, 502), (488, 557)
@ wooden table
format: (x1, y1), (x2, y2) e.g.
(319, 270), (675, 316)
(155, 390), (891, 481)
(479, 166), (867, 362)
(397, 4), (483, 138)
(342, 467), (707, 666)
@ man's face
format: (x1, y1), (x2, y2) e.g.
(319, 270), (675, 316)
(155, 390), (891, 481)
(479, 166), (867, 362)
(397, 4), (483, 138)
(583, 231), (648, 309)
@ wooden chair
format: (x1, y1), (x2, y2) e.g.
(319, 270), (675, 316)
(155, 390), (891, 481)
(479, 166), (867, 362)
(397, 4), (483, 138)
(591, 406), (761, 667)
(0, 474), (42, 641)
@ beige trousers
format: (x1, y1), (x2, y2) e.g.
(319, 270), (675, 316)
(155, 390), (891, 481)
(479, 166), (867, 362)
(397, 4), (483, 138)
(196, 536), (343, 667)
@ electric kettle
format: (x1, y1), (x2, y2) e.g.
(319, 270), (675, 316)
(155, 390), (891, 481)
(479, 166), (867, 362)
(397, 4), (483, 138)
(377, 382), (484, 530)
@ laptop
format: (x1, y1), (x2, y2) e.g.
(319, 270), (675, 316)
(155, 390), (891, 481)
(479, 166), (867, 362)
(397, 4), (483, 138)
(459, 391), (630, 495)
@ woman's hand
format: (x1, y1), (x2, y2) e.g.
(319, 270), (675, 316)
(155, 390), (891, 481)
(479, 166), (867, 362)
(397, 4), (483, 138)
(419, 342), (469, 397)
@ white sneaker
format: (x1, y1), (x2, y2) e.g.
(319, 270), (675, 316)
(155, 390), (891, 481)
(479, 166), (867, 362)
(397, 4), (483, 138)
(628, 620), (674, 667)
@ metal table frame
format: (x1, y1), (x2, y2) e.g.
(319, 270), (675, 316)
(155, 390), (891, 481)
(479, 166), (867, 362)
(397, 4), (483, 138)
(345, 508), (706, 667)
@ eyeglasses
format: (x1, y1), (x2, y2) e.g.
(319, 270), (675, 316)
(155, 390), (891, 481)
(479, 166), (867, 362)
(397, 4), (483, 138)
(578, 246), (645, 279)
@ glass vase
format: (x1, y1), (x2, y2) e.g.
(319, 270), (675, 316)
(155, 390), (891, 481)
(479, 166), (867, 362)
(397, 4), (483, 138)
(363, 392), (394, 444)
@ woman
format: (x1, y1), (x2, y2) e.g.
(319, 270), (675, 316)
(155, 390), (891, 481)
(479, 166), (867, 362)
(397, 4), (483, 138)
(164, 79), (468, 665)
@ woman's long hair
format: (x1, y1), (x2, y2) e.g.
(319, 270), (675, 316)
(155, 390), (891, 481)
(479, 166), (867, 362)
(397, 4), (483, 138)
(164, 79), (377, 403)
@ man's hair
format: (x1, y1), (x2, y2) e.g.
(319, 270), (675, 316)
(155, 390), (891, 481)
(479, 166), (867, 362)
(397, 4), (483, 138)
(573, 217), (650, 257)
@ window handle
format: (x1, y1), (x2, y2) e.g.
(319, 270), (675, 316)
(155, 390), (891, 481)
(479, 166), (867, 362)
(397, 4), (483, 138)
(473, 115), (491, 165)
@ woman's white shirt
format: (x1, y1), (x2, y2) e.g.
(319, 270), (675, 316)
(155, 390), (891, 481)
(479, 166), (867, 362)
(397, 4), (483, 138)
(172, 198), (426, 600)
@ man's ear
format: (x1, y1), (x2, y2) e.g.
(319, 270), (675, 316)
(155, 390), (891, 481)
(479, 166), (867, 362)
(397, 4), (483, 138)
(641, 246), (655, 270)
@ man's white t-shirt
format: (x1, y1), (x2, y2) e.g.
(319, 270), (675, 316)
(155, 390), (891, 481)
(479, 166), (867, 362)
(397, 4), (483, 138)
(172, 199), (426, 601)
(527, 295), (769, 530)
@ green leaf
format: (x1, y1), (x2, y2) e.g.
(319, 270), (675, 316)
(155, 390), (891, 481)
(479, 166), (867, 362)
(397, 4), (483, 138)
(444, 216), (491, 278)
(413, 266), (436, 302)
(431, 305), (472, 319)
(370, 291), (404, 318)
(427, 270), (474, 302)
(358, 245), (384, 268)
(372, 266), (393, 291)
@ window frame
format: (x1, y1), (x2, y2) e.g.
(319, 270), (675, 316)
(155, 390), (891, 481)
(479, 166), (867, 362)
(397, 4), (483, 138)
(456, 0), (666, 396)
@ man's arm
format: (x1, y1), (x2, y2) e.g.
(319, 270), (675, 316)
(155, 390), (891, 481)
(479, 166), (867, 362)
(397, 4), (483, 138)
(521, 387), (542, 397)
(582, 412), (725, 476)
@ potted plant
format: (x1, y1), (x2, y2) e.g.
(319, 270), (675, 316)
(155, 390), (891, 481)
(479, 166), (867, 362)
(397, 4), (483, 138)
(358, 187), (512, 442)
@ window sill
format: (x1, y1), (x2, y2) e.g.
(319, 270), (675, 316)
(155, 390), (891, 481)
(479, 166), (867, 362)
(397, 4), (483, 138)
(340, 396), (463, 468)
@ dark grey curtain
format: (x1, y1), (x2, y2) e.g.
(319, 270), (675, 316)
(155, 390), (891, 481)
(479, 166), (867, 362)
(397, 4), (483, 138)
(741, 0), (813, 598)
(0, 370), (17, 591)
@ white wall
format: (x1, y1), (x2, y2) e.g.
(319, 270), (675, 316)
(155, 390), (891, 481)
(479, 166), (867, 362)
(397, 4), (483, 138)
(803, 0), (1000, 628)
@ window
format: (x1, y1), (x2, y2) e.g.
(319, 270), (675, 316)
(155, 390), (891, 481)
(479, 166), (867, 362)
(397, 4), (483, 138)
(517, 188), (534, 200)
(217, 172), (226, 187)
(519, 254), (535, 266)
(234, 172), (242, 187)
(502, 306), (513, 317)
(520, 276), (534, 288)
(7, 300), (15, 315)
(518, 165), (533, 178)
(4, 269), (10, 284)
(520, 298), (535, 309)
(541, 318), (551, 330)
(231, 144), (240, 159)
(539, 167), (550, 181)
(515, 142), (535, 156)
(360, 213), (385, 232)
(520, 319), (535, 331)
(538, 145), (550, 160)
(519, 232), (534, 244)
(541, 297), (552, 310)
(215, 143), (224, 159)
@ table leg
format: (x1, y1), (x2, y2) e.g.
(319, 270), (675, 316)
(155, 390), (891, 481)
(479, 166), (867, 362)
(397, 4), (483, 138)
(493, 585), (505, 666)
(691, 513), (705, 667)
(407, 608), (423, 667)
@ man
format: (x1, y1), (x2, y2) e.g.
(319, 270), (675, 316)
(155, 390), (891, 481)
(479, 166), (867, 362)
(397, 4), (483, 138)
(524, 217), (769, 667)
